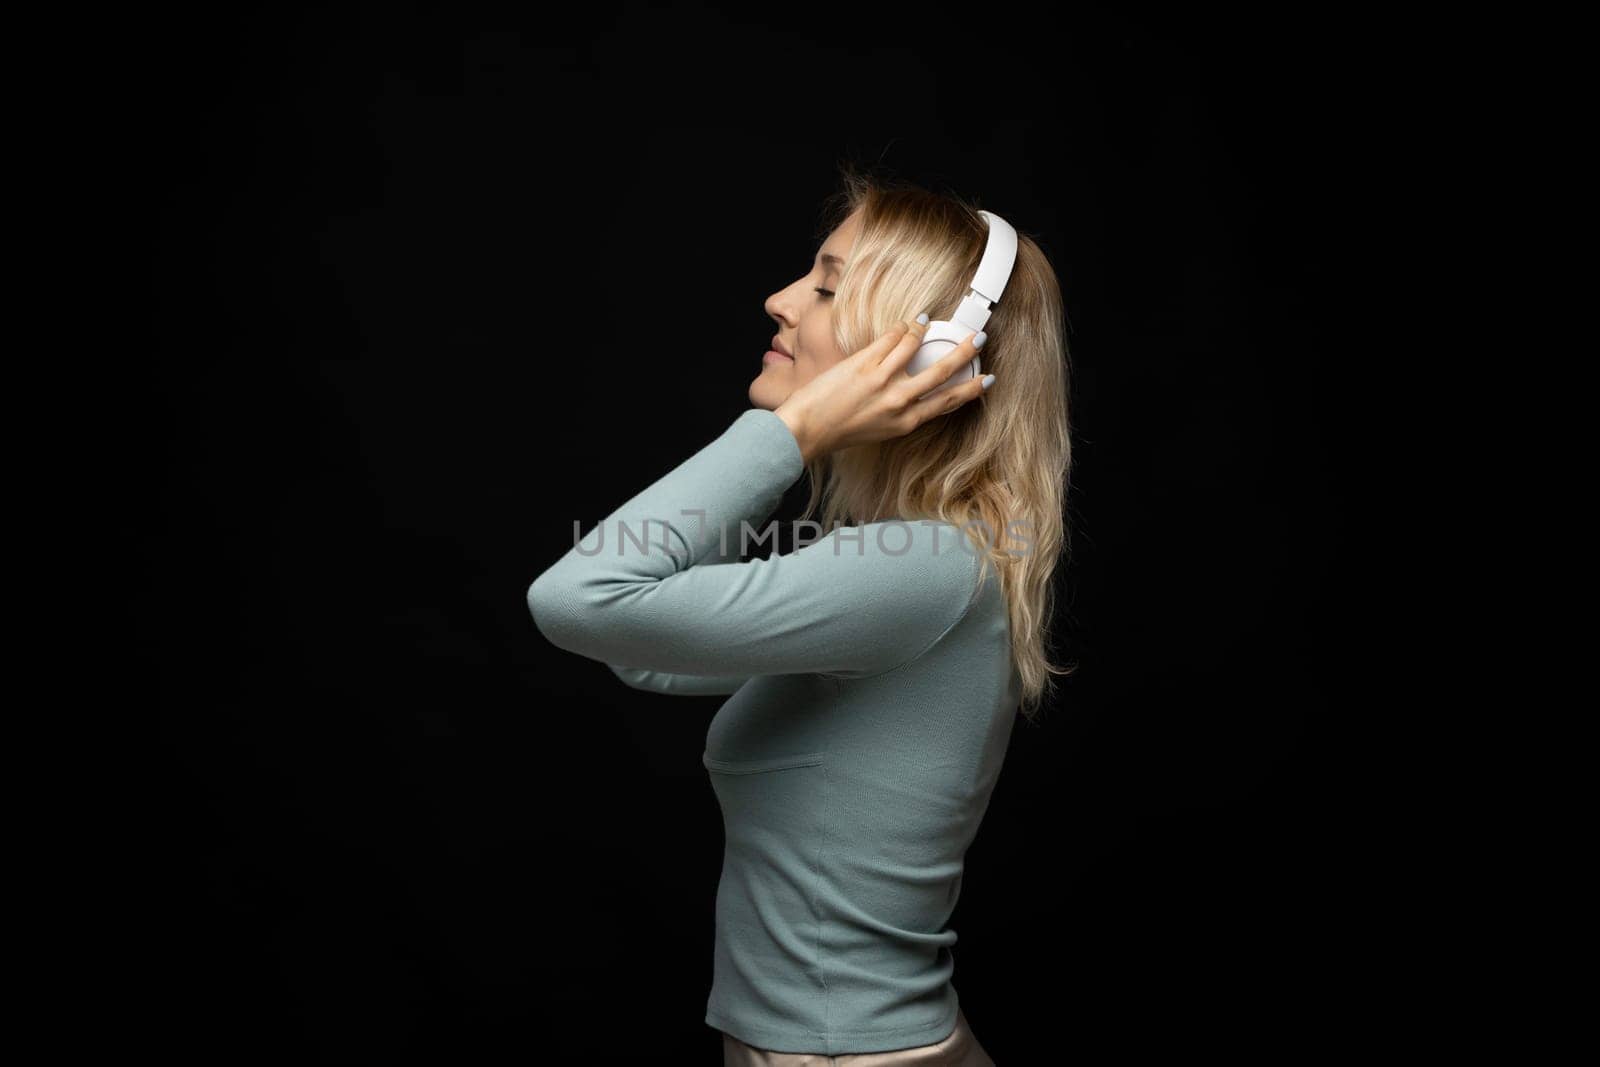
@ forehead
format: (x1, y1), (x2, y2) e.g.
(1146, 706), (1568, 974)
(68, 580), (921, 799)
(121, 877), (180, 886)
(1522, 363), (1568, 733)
(826, 208), (863, 246)
(818, 213), (860, 266)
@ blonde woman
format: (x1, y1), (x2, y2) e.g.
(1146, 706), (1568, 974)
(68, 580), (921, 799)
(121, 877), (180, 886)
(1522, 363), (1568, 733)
(528, 165), (1073, 1065)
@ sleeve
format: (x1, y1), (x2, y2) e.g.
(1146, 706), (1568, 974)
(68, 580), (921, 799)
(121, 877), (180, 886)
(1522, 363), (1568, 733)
(525, 407), (984, 682)
(603, 536), (754, 696)
(606, 662), (754, 696)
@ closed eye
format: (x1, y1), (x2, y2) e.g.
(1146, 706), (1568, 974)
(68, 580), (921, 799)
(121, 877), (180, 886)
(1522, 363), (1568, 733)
(814, 287), (834, 299)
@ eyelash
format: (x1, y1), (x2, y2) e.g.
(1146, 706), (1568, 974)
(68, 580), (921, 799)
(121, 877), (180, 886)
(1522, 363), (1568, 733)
(814, 287), (834, 299)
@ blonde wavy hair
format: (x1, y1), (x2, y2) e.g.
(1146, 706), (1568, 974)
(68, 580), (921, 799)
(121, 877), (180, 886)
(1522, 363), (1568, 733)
(797, 163), (1076, 724)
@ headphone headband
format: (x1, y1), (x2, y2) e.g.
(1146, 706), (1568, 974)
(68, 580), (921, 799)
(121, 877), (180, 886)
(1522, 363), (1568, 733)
(950, 209), (1019, 334)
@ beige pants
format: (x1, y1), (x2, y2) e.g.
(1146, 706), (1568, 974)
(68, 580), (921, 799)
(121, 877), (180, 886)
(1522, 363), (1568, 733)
(720, 1008), (995, 1066)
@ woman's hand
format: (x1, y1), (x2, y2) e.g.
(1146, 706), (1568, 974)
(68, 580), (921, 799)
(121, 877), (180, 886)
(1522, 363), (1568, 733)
(773, 318), (992, 463)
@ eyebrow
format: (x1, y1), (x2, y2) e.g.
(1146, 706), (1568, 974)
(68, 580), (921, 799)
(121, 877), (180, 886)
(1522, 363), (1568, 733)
(818, 252), (845, 272)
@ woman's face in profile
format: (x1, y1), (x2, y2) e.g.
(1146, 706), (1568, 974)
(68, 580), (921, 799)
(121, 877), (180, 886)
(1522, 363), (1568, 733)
(749, 207), (862, 412)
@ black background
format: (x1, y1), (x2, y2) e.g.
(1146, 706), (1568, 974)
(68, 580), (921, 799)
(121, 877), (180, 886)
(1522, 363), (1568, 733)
(136, 3), (1398, 1062)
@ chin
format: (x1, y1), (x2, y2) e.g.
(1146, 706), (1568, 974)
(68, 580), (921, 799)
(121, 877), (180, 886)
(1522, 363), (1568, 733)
(748, 375), (787, 411)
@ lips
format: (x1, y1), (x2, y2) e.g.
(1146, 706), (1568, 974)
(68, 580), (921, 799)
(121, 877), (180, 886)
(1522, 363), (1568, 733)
(770, 336), (793, 357)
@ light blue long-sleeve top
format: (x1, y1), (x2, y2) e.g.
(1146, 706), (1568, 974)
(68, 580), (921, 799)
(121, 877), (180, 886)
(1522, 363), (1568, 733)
(526, 407), (1020, 1055)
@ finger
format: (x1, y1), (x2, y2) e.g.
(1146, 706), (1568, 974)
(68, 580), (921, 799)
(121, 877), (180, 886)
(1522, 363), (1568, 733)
(903, 364), (991, 428)
(848, 319), (914, 367)
(873, 317), (930, 370)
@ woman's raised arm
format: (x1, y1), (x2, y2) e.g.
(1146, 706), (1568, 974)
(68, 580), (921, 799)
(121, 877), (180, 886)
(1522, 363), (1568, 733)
(526, 407), (983, 682)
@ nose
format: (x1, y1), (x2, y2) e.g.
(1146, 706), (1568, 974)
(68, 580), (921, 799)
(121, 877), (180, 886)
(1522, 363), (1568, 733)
(764, 283), (802, 326)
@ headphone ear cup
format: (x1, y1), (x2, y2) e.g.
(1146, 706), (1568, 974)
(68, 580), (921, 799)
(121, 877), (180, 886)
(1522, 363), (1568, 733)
(906, 319), (983, 400)
(906, 337), (955, 378)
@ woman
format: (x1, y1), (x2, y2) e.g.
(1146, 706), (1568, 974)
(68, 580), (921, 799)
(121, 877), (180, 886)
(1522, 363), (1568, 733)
(527, 166), (1073, 1065)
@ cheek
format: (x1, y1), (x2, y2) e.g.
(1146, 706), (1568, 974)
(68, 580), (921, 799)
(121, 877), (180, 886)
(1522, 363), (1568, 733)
(802, 344), (842, 376)
(800, 327), (842, 372)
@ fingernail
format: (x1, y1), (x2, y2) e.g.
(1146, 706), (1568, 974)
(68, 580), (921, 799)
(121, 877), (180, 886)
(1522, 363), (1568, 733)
(973, 331), (987, 350)
(916, 312), (929, 325)
(981, 374), (996, 390)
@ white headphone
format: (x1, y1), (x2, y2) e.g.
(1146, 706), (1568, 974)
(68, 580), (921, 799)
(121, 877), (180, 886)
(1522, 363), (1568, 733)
(905, 208), (1019, 399)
